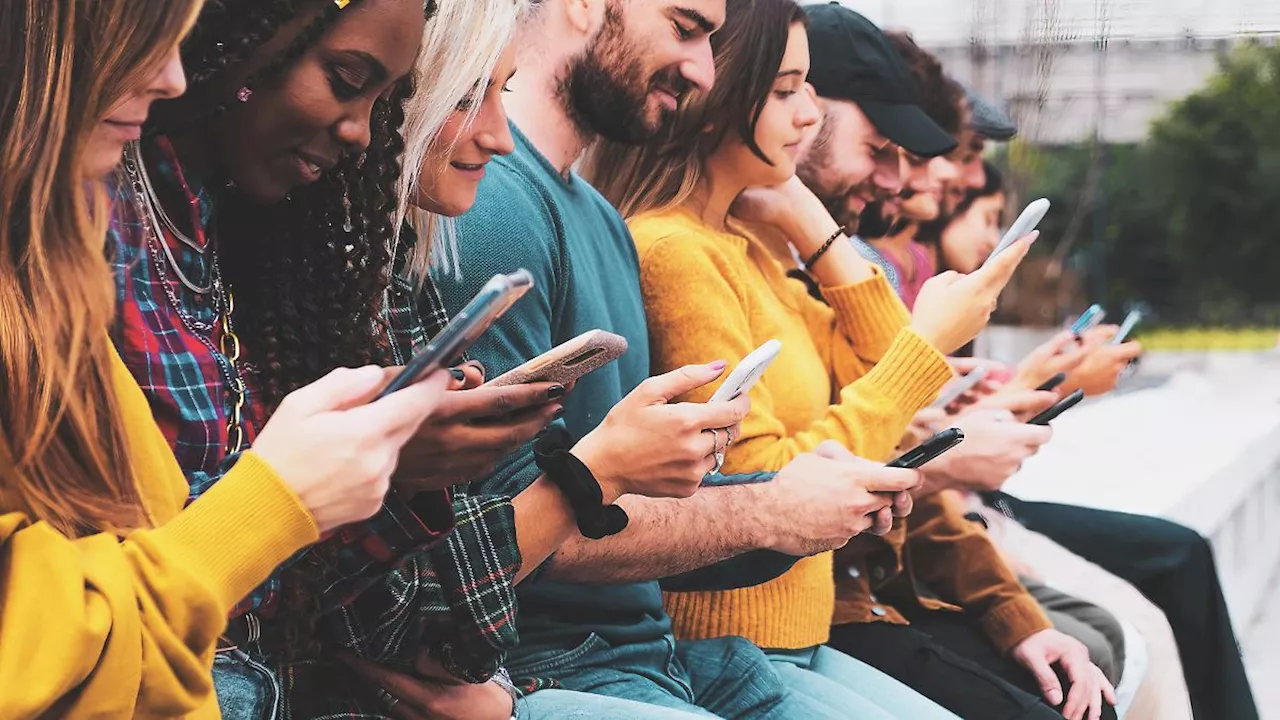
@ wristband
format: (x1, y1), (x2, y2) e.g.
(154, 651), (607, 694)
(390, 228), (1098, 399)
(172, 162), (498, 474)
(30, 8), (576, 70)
(534, 426), (629, 539)
(804, 225), (847, 270)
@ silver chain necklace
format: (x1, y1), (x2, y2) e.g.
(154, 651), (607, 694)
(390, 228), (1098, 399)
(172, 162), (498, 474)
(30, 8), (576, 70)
(125, 142), (214, 294)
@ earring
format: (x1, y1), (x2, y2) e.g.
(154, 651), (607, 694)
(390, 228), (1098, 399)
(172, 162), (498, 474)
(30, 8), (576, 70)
(236, 87), (253, 103)
(342, 191), (354, 233)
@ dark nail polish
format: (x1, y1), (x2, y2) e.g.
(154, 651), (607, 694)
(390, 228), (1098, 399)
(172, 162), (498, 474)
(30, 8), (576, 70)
(547, 385), (566, 400)
(450, 368), (465, 382)
(553, 407), (566, 419)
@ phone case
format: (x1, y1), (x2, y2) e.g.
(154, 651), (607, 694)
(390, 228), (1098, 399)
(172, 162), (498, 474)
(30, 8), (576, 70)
(487, 330), (628, 387)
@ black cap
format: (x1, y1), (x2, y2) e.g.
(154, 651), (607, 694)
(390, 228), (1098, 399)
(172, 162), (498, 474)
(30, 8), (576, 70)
(963, 83), (1018, 141)
(804, 3), (956, 158)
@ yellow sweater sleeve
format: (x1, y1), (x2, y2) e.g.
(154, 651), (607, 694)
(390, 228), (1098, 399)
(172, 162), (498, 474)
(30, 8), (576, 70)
(0, 363), (320, 720)
(637, 222), (953, 469)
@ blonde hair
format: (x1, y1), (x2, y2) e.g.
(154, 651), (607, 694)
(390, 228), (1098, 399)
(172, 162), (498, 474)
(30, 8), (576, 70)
(397, 0), (529, 283)
(0, 0), (202, 536)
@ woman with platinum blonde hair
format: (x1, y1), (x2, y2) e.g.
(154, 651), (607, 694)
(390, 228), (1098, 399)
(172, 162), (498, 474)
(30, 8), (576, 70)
(398, 0), (530, 282)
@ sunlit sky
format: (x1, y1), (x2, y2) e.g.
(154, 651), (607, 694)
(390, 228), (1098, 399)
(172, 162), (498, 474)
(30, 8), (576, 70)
(836, 0), (1280, 45)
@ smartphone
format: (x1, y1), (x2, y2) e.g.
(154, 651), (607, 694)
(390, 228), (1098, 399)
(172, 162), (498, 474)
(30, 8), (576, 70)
(984, 198), (1050, 267)
(1111, 310), (1143, 345)
(1027, 389), (1085, 426)
(486, 330), (628, 387)
(708, 339), (782, 403)
(1036, 372), (1067, 392)
(1070, 304), (1107, 336)
(888, 428), (966, 469)
(377, 270), (534, 399)
(933, 367), (989, 409)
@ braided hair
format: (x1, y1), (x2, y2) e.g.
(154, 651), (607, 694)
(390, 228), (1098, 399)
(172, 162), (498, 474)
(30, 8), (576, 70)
(155, 0), (428, 658)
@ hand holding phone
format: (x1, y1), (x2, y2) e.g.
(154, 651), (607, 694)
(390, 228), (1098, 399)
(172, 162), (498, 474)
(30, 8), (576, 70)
(984, 198), (1050, 267)
(709, 340), (782, 403)
(378, 270), (533, 399)
(1026, 389), (1084, 426)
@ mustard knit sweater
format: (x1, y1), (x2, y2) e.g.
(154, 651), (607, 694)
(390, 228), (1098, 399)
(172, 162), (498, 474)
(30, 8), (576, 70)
(0, 342), (320, 719)
(632, 208), (952, 649)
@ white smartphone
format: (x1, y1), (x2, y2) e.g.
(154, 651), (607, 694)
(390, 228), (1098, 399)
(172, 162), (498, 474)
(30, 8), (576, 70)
(932, 366), (989, 409)
(708, 340), (782, 403)
(486, 330), (628, 387)
(984, 198), (1050, 267)
(1111, 310), (1143, 345)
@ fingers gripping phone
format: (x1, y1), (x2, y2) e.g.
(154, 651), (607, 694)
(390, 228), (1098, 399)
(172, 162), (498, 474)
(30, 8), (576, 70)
(933, 367), (989, 409)
(487, 330), (628, 387)
(1111, 310), (1142, 345)
(709, 340), (782, 403)
(888, 428), (965, 469)
(1027, 389), (1085, 426)
(377, 270), (534, 399)
(984, 198), (1050, 267)
(1070, 304), (1107, 336)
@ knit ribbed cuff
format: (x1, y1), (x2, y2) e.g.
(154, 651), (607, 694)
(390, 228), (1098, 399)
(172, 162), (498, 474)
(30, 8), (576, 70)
(822, 269), (912, 355)
(855, 328), (954, 415)
(980, 593), (1055, 654)
(149, 451), (320, 613)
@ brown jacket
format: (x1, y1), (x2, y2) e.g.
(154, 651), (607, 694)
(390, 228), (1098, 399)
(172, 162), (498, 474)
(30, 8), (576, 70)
(832, 489), (1052, 654)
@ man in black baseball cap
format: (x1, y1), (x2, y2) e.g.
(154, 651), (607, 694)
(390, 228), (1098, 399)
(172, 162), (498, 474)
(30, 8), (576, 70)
(795, 3), (956, 232)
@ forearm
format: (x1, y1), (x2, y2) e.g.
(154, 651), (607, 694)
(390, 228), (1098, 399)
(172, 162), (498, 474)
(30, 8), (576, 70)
(511, 475), (601, 583)
(539, 483), (773, 584)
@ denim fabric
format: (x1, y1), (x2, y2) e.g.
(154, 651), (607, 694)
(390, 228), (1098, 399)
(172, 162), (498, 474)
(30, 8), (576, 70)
(213, 648), (280, 720)
(509, 633), (854, 719)
(767, 645), (962, 720)
(519, 689), (714, 719)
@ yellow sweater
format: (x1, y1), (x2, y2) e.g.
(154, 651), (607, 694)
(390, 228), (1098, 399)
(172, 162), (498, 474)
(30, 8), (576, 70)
(0, 342), (320, 719)
(632, 208), (952, 649)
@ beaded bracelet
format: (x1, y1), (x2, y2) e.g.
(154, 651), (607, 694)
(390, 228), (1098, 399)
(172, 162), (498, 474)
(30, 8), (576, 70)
(804, 225), (848, 270)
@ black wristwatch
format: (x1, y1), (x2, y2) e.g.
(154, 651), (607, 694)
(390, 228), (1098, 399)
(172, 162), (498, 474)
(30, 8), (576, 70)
(533, 426), (628, 539)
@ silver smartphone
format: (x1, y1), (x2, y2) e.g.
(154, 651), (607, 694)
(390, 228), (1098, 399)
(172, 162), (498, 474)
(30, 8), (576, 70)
(984, 198), (1050, 267)
(377, 270), (534, 398)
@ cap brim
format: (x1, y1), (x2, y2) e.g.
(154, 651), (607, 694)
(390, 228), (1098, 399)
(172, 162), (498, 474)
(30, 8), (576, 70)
(964, 85), (1018, 141)
(858, 100), (957, 158)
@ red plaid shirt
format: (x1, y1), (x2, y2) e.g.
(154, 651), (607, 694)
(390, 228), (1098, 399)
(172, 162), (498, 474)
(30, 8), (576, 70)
(108, 138), (455, 618)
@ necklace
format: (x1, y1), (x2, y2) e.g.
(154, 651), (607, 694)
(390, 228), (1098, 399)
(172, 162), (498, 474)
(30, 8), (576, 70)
(121, 141), (250, 454)
(134, 142), (206, 255)
(127, 143), (214, 294)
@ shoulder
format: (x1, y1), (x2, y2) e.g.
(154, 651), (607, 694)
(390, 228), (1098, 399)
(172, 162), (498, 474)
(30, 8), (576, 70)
(631, 210), (746, 274)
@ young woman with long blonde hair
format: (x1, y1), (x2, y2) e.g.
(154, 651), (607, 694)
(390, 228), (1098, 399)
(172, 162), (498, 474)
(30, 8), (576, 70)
(0, 1), (451, 716)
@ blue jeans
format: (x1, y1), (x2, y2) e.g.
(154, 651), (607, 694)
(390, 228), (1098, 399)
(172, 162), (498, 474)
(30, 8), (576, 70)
(768, 645), (961, 720)
(213, 648), (281, 720)
(509, 633), (854, 719)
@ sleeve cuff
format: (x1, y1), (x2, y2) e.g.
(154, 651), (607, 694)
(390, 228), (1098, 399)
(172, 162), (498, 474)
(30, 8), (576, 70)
(150, 451), (320, 612)
(855, 328), (955, 414)
(980, 593), (1055, 655)
(821, 268), (912, 348)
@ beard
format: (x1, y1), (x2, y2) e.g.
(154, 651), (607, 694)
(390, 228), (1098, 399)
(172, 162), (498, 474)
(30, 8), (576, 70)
(559, 4), (689, 145)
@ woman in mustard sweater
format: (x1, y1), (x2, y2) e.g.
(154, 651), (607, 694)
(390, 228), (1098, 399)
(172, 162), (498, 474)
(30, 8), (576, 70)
(0, 2), (456, 717)
(583, 0), (1033, 716)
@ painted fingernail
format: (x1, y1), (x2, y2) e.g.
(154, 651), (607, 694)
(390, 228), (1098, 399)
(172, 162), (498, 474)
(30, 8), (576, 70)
(709, 360), (728, 371)
(547, 385), (566, 400)
(450, 368), (465, 381)
(553, 407), (566, 419)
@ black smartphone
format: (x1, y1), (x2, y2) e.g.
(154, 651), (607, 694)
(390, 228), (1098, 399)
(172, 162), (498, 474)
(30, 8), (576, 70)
(1036, 373), (1068, 392)
(1027, 389), (1085, 426)
(888, 428), (965, 469)
(376, 270), (534, 399)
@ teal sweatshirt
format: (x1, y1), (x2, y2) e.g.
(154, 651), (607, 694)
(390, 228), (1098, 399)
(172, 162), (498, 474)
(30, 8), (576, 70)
(440, 124), (790, 662)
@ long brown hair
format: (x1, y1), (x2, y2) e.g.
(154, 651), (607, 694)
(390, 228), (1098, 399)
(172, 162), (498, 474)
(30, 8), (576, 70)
(581, 0), (804, 219)
(0, 0), (202, 536)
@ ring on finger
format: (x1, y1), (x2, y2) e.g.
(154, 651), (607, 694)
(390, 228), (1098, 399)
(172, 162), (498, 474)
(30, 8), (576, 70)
(376, 687), (400, 711)
(704, 428), (725, 475)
